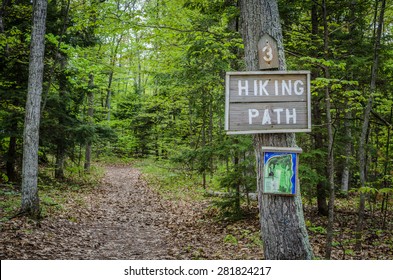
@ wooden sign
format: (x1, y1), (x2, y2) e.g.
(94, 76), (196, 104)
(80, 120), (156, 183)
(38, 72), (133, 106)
(261, 147), (302, 196)
(258, 34), (279, 69)
(225, 71), (311, 134)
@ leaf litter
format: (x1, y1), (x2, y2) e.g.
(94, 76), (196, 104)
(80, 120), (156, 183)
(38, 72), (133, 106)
(1, 165), (392, 260)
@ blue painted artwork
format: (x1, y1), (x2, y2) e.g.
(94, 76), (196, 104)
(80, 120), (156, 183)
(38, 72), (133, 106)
(263, 152), (297, 195)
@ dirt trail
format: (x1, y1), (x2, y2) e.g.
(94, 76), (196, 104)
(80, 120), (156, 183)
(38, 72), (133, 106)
(78, 165), (172, 259)
(1, 165), (265, 260)
(1, 166), (174, 259)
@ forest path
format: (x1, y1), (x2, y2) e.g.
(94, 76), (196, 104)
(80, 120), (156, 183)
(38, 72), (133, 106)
(1, 165), (174, 259)
(72, 165), (173, 259)
(1, 164), (264, 260)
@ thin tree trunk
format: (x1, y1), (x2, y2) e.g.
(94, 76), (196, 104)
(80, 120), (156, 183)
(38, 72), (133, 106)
(311, 1), (328, 216)
(40, 0), (71, 114)
(209, 92), (214, 179)
(322, 0), (336, 260)
(239, 0), (313, 259)
(55, 56), (67, 179)
(341, 0), (357, 193)
(106, 34), (123, 121)
(6, 120), (17, 182)
(21, 0), (48, 218)
(0, 0), (8, 33)
(381, 107), (392, 229)
(356, 0), (385, 252)
(341, 111), (352, 192)
(234, 153), (241, 216)
(84, 73), (95, 173)
(2, 0), (17, 182)
(201, 92), (207, 189)
(106, 74), (113, 121)
(55, 145), (65, 179)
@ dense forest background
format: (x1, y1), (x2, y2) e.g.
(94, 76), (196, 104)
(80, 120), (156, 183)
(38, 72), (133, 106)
(1, 0), (392, 259)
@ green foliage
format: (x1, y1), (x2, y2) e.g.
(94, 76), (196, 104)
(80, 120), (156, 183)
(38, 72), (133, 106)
(1, 173), (9, 183)
(0, 188), (20, 222)
(135, 159), (205, 201)
(306, 220), (327, 234)
(223, 234), (238, 245)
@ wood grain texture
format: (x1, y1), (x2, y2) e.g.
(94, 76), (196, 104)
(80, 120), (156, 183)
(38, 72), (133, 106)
(225, 72), (311, 133)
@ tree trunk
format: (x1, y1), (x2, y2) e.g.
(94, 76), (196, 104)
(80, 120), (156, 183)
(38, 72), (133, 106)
(55, 146), (65, 179)
(239, 0), (313, 260)
(311, 1), (328, 216)
(340, 0), (357, 194)
(341, 111), (352, 192)
(20, 0), (48, 218)
(0, 0), (7, 33)
(105, 34), (123, 121)
(381, 107), (392, 229)
(356, 0), (386, 252)
(84, 73), (94, 173)
(6, 120), (17, 182)
(55, 56), (67, 179)
(322, 0), (336, 260)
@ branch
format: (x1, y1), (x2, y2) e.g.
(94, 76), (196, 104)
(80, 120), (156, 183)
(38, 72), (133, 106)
(371, 109), (393, 128)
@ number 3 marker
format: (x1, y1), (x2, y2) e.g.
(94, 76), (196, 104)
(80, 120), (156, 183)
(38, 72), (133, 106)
(262, 44), (273, 62)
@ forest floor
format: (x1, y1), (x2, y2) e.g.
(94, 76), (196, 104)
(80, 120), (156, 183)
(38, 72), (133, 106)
(1, 164), (392, 260)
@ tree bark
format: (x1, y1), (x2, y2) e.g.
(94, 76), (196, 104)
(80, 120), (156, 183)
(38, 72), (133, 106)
(322, 0), (336, 260)
(0, 0), (7, 33)
(356, 0), (386, 252)
(341, 111), (352, 192)
(239, 0), (313, 260)
(6, 120), (17, 182)
(311, 1), (328, 216)
(55, 56), (67, 179)
(84, 73), (95, 173)
(20, 0), (48, 218)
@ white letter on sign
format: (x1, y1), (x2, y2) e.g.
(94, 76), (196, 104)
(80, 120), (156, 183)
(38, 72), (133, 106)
(260, 80), (269, 95)
(273, 108), (284, 124)
(249, 109), (259, 124)
(282, 80), (292, 95)
(262, 109), (271, 125)
(294, 80), (304, 95)
(238, 80), (249, 96)
(286, 108), (297, 124)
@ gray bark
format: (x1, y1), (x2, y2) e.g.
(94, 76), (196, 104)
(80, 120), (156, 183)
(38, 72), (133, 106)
(0, 0), (6, 33)
(55, 56), (67, 179)
(21, 0), (48, 218)
(341, 111), (352, 192)
(239, 0), (313, 259)
(322, 0), (336, 260)
(356, 0), (386, 252)
(6, 121), (17, 182)
(311, 1), (328, 216)
(84, 73), (95, 173)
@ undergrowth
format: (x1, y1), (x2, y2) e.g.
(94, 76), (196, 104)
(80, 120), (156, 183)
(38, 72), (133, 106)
(134, 158), (257, 221)
(134, 158), (207, 201)
(0, 163), (104, 222)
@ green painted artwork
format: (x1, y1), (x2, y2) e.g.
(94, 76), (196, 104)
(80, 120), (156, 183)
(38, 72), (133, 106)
(263, 152), (296, 195)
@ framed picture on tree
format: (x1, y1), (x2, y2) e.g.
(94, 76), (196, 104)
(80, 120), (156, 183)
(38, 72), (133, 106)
(261, 147), (302, 196)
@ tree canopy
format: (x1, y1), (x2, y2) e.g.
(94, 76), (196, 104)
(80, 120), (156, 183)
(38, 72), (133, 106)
(0, 0), (392, 259)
